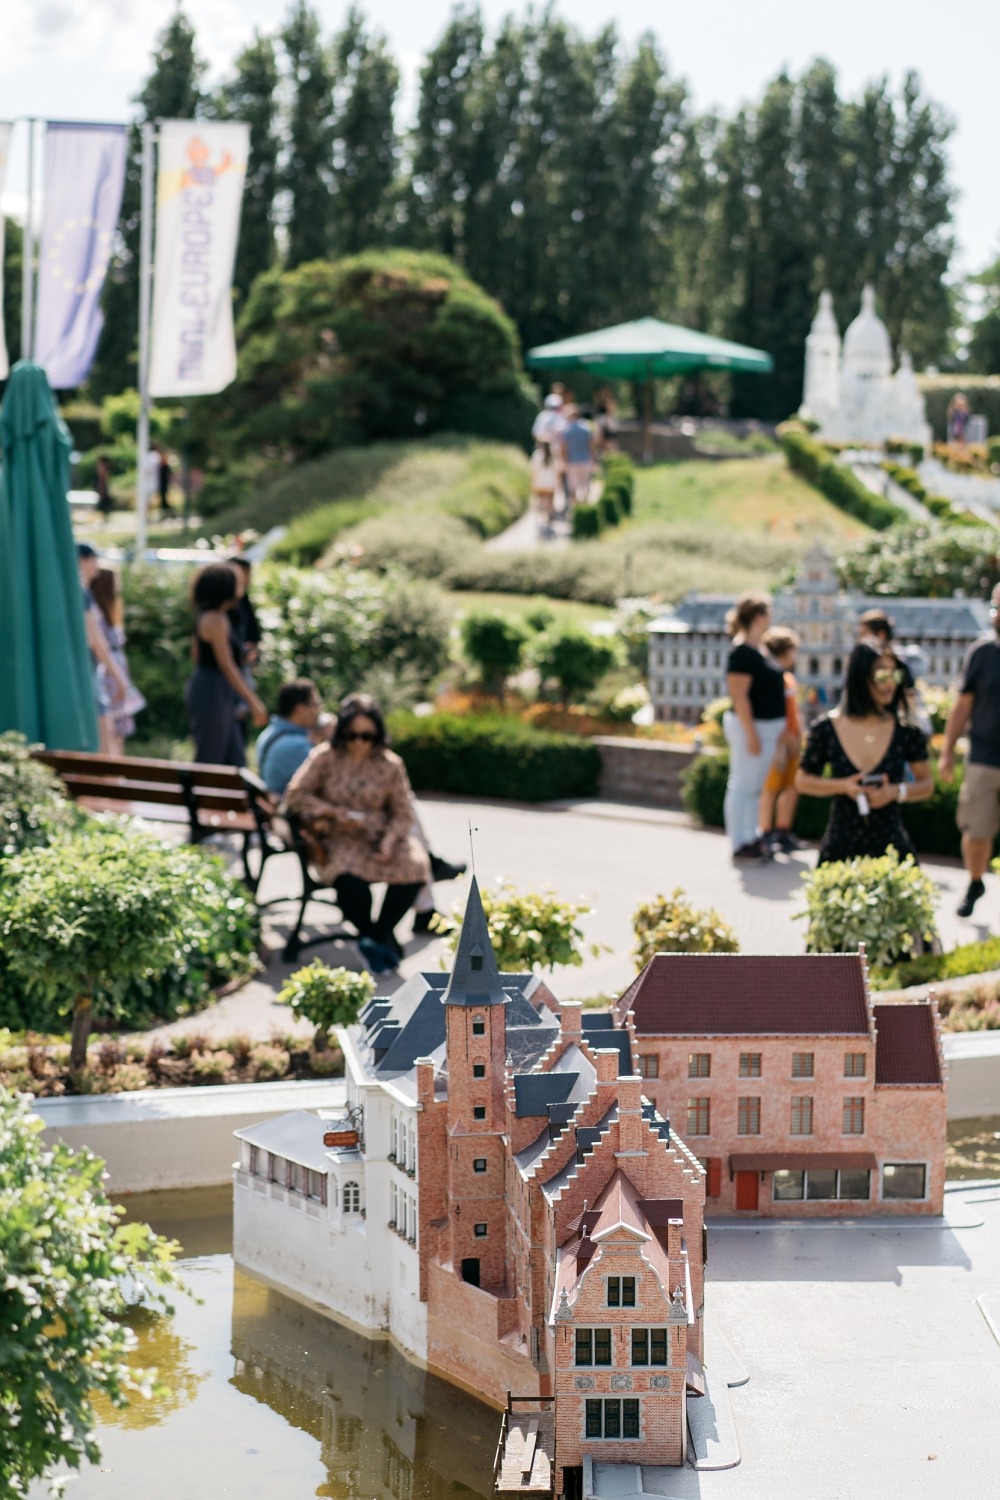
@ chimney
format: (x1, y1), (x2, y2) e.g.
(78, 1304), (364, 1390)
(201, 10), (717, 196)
(560, 1001), (583, 1040)
(617, 1076), (646, 1155)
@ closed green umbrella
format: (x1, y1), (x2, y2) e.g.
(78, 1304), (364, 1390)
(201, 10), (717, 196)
(525, 316), (774, 461)
(0, 361), (99, 749)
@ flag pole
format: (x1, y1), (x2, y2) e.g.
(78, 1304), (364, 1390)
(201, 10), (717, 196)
(134, 120), (155, 558)
(20, 118), (37, 360)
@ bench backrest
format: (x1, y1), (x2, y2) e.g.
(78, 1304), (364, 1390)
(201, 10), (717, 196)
(34, 749), (267, 818)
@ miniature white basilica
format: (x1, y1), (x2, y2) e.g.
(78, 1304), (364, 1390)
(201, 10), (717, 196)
(801, 286), (930, 450)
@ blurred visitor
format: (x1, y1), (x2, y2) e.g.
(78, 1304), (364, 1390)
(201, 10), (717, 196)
(940, 580), (1000, 917)
(76, 542), (127, 756)
(561, 404), (594, 505)
(89, 567), (145, 755)
(758, 626), (804, 853)
(185, 562), (268, 766)
(723, 591), (784, 863)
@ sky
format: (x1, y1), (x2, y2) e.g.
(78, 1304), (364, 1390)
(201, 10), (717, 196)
(2, 0), (998, 275)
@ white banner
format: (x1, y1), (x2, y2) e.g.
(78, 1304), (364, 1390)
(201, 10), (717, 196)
(149, 120), (248, 397)
(0, 122), (12, 379)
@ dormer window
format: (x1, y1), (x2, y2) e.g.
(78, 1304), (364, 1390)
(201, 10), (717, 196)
(470, 948), (484, 972)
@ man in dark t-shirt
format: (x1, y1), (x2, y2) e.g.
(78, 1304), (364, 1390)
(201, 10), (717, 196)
(940, 581), (1000, 916)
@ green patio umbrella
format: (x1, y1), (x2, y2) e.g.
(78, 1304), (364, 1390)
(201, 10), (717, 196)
(0, 361), (99, 749)
(525, 316), (774, 461)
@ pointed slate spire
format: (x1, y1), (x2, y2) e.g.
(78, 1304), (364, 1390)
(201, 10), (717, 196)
(441, 876), (508, 1008)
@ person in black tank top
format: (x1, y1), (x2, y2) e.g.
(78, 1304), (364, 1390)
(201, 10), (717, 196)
(184, 563), (268, 766)
(722, 591), (787, 862)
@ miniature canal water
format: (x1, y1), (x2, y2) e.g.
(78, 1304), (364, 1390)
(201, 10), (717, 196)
(36, 1122), (1000, 1499)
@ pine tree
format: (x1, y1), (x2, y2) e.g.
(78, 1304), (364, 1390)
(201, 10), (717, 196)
(89, 10), (206, 397)
(216, 32), (280, 301)
(282, 0), (334, 268)
(329, 8), (400, 255)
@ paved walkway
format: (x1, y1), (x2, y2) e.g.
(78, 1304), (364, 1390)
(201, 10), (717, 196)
(148, 796), (986, 1042)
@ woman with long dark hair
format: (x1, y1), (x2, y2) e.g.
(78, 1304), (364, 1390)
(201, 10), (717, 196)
(185, 563), (268, 766)
(285, 693), (430, 973)
(723, 590), (787, 862)
(795, 640), (934, 864)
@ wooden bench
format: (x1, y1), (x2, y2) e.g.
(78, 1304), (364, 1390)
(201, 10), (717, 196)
(34, 749), (352, 960)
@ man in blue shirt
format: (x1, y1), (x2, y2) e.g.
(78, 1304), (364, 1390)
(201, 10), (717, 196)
(256, 679), (323, 794)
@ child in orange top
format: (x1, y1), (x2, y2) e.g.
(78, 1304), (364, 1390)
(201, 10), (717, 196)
(758, 627), (803, 853)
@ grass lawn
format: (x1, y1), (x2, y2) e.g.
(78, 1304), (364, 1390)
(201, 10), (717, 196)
(632, 456), (872, 543)
(446, 590), (613, 627)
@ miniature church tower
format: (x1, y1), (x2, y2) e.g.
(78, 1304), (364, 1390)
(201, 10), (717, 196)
(441, 877), (511, 1290)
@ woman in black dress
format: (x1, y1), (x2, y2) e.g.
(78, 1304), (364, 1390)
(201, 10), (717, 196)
(795, 641), (934, 864)
(185, 563), (268, 766)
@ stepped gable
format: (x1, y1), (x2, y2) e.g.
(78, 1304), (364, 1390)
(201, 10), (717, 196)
(873, 1004), (942, 1085)
(581, 1013), (632, 1072)
(552, 1168), (682, 1312)
(441, 876), (508, 1008)
(616, 952), (870, 1035)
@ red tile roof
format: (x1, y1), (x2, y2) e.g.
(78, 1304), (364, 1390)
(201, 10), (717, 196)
(873, 1004), (942, 1085)
(617, 954), (870, 1036)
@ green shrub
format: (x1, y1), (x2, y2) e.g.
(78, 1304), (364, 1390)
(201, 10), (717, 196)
(271, 498), (388, 565)
(917, 376), (1000, 444)
(875, 935), (1000, 991)
(781, 429), (905, 529)
(885, 438), (926, 467)
(530, 625), (621, 708)
(597, 490), (621, 529)
(59, 400), (103, 453)
(441, 881), (599, 971)
(389, 711), (601, 800)
(73, 439), (138, 490)
(797, 849), (938, 970)
(633, 889), (740, 967)
(681, 749), (729, 827)
(0, 826), (259, 1042)
(571, 504), (603, 539)
(837, 522), (1000, 598)
(0, 733), (79, 861)
(460, 611), (528, 696)
(277, 961), (375, 1049)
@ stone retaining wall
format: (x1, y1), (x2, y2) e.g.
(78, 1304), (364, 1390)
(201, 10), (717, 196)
(594, 737), (696, 810)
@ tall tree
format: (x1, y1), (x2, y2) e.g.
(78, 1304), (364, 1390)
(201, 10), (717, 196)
(281, 0), (334, 267)
(89, 11), (205, 397)
(216, 32), (280, 301)
(966, 257), (1000, 374)
(409, 8), (488, 260)
(329, 9), (400, 255)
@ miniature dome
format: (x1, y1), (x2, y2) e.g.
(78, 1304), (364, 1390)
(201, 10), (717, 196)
(810, 290), (839, 338)
(842, 285), (892, 368)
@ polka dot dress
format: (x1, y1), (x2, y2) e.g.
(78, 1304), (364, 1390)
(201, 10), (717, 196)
(799, 715), (928, 865)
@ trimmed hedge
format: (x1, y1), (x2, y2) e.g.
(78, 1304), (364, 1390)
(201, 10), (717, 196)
(875, 935), (1000, 991)
(388, 711), (600, 801)
(918, 376), (1000, 444)
(780, 428), (905, 530)
(681, 748), (965, 859)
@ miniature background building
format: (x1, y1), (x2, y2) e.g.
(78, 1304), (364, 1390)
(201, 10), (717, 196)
(616, 951), (946, 1217)
(647, 544), (988, 724)
(801, 286), (932, 450)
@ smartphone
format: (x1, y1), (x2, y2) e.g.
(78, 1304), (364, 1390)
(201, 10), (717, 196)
(860, 773), (884, 787)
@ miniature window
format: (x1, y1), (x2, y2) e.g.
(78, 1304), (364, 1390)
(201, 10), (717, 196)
(307, 1170), (326, 1204)
(882, 1163), (926, 1200)
(737, 1097), (761, 1136)
(474, 1222), (487, 1238)
(739, 1053), (762, 1078)
(268, 1153), (286, 1185)
(245, 1143), (258, 1175)
(575, 1328), (612, 1366)
(842, 1097), (865, 1135)
(289, 1161), (307, 1196)
(585, 1399), (639, 1439)
(838, 1169), (870, 1200)
(473, 1105), (487, 1121)
(631, 1328), (667, 1366)
(473, 1158), (487, 1173)
(343, 1180), (361, 1213)
(473, 1063), (486, 1078)
(791, 1052), (814, 1078)
(390, 1181), (398, 1225)
(844, 1052), (866, 1078)
(805, 1170), (837, 1200)
(390, 1116), (398, 1160)
(688, 1053), (710, 1078)
(471, 955), (484, 972)
(686, 1098), (710, 1136)
(637, 1055), (659, 1079)
(773, 1170), (805, 1201)
(790, 1097), (813, 1135)
(472, 1019), (486, 1035)
(607, 1276), (635, 1308)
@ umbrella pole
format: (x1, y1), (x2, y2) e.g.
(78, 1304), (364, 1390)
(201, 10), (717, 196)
(642, 372), (653, 465)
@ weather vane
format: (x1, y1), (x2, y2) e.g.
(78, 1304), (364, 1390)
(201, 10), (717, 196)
(468, 820), (478, 876)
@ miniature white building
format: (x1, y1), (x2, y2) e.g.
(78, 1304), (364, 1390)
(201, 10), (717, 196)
(801, 286), (931, 450)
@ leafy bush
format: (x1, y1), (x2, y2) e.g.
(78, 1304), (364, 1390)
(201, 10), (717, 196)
(0, 826), (259, 1048)
(389, 710), (601, 800)
(597, 490), (621, 529)
(633, 889), (740, 968)
(442, 881), (600, 971)
(0, 733), (79, 861)
(837, 522), (1000, 598)
(249, 1043), (291, 1081)
(797, 849), (938, 970)
(874, 934), (1000, 991)
(190, 250), (530, 467)
(272, 498), (386, 565)
(460, 611), (528, 696)
(0, 1090), (182, 1496)
(571, 504), (603, 539)
(59, 399), (104, 453)
(529, 625), (621, 707)
(781, 428), (905, 529)
(277, 961), (375, 1049)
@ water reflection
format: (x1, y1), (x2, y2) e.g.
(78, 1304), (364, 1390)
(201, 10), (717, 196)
(230, 1270), (496, 1500)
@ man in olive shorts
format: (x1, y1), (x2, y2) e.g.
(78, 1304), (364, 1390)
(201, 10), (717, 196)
(940, 581), (1000, 917)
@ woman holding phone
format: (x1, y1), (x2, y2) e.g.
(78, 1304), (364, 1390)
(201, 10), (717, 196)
(794, 640), (934, 864)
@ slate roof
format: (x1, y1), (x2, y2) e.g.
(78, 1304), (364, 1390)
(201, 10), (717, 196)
(583, 1016), (632, 1072)
(234, 1110), (339, 1171)
(649, 592), (988, 641)
(873, 1003), (942, 1085)
(514, 1069), (589, 1118)
(442, 876), (508, 1007)
(617, 953), (871, 1036)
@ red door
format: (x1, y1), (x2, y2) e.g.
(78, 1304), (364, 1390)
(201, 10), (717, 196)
(735, 1170), (759, 1211)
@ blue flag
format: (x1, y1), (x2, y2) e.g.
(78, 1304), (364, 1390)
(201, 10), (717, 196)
(35, 123), (126, 390)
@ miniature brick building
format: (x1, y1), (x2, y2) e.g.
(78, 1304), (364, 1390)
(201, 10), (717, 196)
(614, 951), (947, 1216)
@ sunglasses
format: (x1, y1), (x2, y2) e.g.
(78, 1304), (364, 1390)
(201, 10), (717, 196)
(872, 668), (905, 685)
(344, 730), (377, 743)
